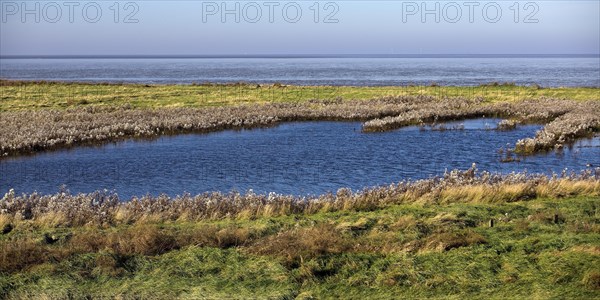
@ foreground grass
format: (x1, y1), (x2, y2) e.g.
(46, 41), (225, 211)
(1, 196), (599, 299)
(1, 171), (600, 299)
(1, 80), (598, 111)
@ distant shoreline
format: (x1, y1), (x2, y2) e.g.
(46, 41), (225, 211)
(1, 78), (599, 89)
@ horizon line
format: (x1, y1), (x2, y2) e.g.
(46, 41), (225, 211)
(1, 54), (599, 59)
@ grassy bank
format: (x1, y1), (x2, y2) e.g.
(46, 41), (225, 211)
(1, 169), (600, 298)
(1, 80), (598, 111)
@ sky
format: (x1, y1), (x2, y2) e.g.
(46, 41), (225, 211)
(0, 0), (599, 56)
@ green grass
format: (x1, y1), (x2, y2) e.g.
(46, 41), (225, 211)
(1, 81), (598, 111)
(2, 196), (599, 299)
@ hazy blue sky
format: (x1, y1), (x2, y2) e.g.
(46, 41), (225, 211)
(1, 1), (598, 55)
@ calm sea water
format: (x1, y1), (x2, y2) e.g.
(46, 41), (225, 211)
(1, 57), (599, 86)
(2, 120), (599, 198)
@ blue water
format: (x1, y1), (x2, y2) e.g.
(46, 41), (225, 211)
(1, 120), (599, 199)
(1, 57), (599, 87)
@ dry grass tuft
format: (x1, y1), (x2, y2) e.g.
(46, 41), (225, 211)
(106, 225), (178, 256)
(0, 238), (49, 273)
(570, 245), (600, 256)
(422, 230), (487, 252)
(248, 224), (350, 266)
(583, 271), (600, 290)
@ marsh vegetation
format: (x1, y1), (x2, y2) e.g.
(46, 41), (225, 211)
(1, 81), (599, 157)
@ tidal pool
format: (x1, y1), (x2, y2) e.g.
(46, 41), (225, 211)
(1, 119), (598, 198)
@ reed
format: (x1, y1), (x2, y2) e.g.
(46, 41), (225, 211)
(514, 103), (600, 153)
(2, 166), (599, 226)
